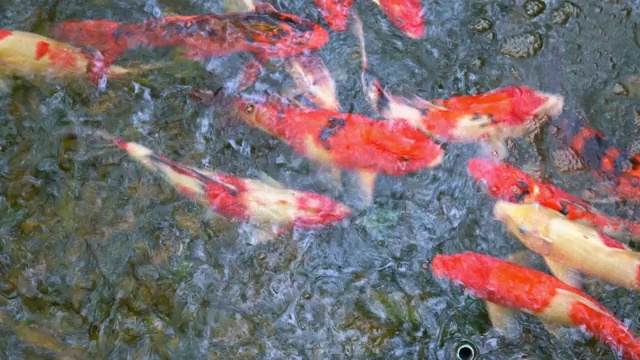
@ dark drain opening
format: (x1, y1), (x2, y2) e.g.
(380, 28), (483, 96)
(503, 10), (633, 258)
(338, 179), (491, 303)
(456, 341), (477, 360)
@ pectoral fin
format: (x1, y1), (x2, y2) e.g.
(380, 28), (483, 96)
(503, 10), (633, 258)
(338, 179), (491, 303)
(540, 320), (563, 338)
(234, 58), (265, 92)
(481, 140), (509, 160)
(505, 250), (537, 267)
(355, 170), (377, 207)
(256, 171), (284, 189)
(249, 224), (288, 245)
(486, 301), (520, 338)
(544, 257), (582, 288)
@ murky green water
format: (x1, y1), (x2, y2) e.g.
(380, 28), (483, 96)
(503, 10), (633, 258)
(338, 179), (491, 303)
(1, 0), (640, 359)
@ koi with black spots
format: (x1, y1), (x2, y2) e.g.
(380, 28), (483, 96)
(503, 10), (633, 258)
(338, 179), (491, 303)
(48, 3), (329, 91)
(368, 82), (564, 158)
(467, 157), (640, 241)
(190, 89), (444, 205)
(560, 122), (640, 203)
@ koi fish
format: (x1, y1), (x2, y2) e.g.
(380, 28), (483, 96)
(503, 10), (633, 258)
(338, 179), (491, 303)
(314, 0), (354, 32)
(0, 29), (136, 85)
(370, 0), (425, 39)
(494, 200), (640, 291)
(564, 124), (640, 203)
(467, 157), (640, 240)
(94, 131), (351, 241)
(430, 252), (640, 360)
(285, 53), (340, 111)
(368, 83), (564, 158)
(49, 3), (329, 91)
(222, 0), (339, 111)
(190, 89), (444, 204)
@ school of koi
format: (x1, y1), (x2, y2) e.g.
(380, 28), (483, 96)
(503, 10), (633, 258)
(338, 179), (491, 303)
(2, 1), (640, 358)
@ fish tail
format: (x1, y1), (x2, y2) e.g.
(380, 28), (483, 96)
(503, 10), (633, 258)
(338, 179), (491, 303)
(568, 301), (640, 360)
(48, 19), (137, 62)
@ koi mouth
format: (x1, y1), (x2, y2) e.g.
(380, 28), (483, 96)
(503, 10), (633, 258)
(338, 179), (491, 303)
(535, 92), (565, 118)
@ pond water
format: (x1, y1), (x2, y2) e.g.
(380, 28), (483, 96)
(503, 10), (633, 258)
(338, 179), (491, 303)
(1, 0), (640, 359)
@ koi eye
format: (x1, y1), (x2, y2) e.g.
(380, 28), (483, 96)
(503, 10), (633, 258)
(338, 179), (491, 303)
(245, 104), (255, 114)
(518, 225), (528, 235)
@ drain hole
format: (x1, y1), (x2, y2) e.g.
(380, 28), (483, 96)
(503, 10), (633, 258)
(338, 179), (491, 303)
(456, 341), (478, 360)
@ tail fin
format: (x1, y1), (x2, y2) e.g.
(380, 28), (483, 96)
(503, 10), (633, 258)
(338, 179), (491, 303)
(48, 20), (132, 63)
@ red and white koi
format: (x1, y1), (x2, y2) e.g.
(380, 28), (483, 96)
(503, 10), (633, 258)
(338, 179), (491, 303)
(95, 131), (351, 240)
(494, 201), (640, 291)
(224, 0), (340, 111)
(368, 82), (564, 158)
(467, 158), (640, 241)
(431, 252), (640, 360)
(49, 4), (329, 91)
(190, 89), (444, 204)
(0, 29), (134, 85)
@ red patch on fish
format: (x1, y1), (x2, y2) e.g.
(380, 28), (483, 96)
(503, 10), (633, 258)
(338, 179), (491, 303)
(203, 174), (250, 220)
(294, 192), (351, 228)
(35, 41), (50, 60)
(378, 0), (426, 39)
(0, 29), (12, 40)
(48, 46), (79, 69)
(431, 253), (558, 313)
(599, 233), (628, 250)
(314, 0), (353, 32)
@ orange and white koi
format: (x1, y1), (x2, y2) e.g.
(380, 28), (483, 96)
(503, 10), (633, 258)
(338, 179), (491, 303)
(0, 29), (133, 85)
(190, 89), (444, 204)
(368, 82), (564, 158)
(431, 252), (640, 360)
(494, 201), (640, 291)
(95, 131), (351, 239)
(467, 157), (640, 240)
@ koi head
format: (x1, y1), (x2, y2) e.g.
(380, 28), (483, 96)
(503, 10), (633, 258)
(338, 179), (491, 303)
(492, 201), (553, 251)
(293, 192), (352, 228)
(431, 253), (497, 297)
(238, 4), (329, 57)
(502, 86), (564, 125)
(467, 158), (532, 202)
(189, 88), (271, 129)
(229, 96), (280, 132)
(378, 0), (426, 39)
